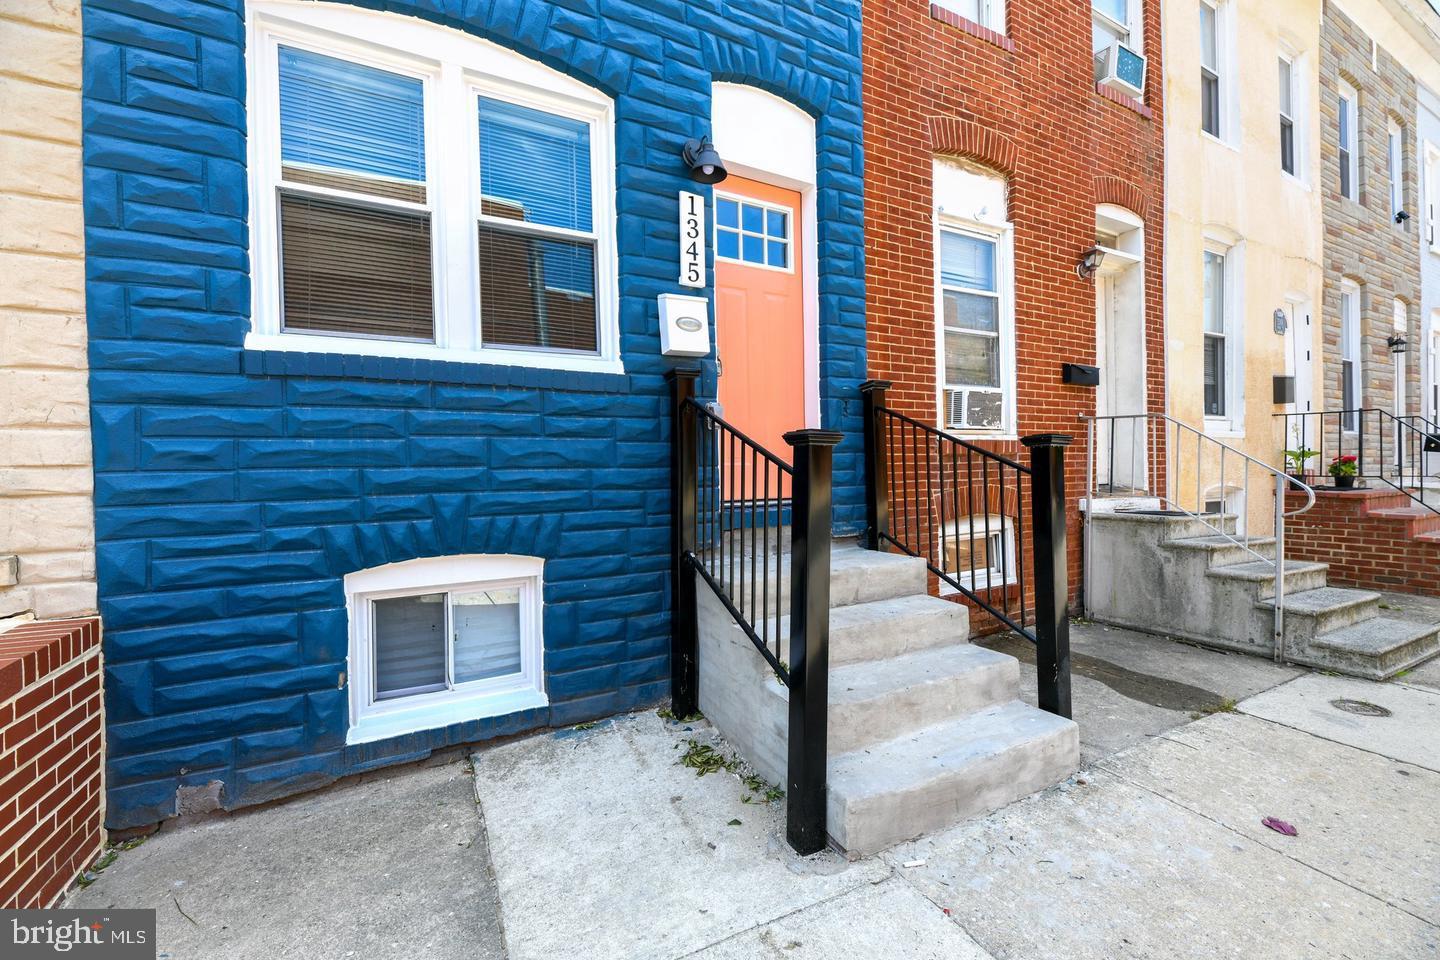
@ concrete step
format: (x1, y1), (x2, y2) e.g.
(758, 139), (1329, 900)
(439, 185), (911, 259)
(1299, 617), (1440, 680)
(1164, 535), (1277, 567)
(1206, 559), (1330, 599)
(706, 540), (927, 611)
(826, 700), (1078, 857)
(779, 594), (969, 667)
(1257, 586), (1381, 643)
(763, 643), (1018, 754)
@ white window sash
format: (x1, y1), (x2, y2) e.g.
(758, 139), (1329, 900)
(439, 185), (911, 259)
(936, 222), (1014, 435)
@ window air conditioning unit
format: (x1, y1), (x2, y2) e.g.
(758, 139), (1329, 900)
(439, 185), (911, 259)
(1094, 41), (1146, 99)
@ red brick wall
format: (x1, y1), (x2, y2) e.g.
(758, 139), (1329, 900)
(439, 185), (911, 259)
(0, 618), (104, 908)
(863, 0), (1167, 617)
(1284, 489), (1440, 597)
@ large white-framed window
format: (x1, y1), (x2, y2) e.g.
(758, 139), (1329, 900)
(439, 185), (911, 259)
(933, 160), (1015, 436)
(1425, 141), (1440, 252)
(1388, 118), (1406, 223)
(937, 0), (1006, 32)
(1338, 79), (1360, 202)
(245, 2), (620, 374)
(1340, 279), (1362, 431)
(1199, 0), (1230, 141)
(345, 555), (546, 744)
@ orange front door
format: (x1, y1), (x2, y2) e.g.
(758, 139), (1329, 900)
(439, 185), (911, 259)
(714, 176), (806, 485)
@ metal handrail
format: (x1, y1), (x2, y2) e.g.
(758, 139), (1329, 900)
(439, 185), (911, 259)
(1083, 413), (1316, 663)
(1278, 408), (1439, 515)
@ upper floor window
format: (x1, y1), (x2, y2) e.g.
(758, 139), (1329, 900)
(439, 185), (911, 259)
(934, 160), (1014, 436)
(1338, 79), (1360, 201)
(1278, 56), (1296, 175)
(1425, 141), (1440, 252)
(1388, 118), (1405, 222)
(937, 0), (1005, 32)
(1199, 2), (1223, 138)
(1092, 0), (1134, 51)
(246, 3), (620, 373)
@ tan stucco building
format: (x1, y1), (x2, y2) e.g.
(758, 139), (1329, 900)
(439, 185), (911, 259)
(0, 0), (96, 624)
(1163, 0), (1326, 525)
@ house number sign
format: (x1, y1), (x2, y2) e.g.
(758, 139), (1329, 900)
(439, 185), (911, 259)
(679, 191), (706, 288)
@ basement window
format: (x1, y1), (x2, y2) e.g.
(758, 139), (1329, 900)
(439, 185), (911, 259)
(345, 555), (546, 744)
(942, 515), (1017, 593)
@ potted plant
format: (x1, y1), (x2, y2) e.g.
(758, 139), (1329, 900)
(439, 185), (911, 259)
(1328, 454), (1359, 489)
(1284, 446), (1317, 487)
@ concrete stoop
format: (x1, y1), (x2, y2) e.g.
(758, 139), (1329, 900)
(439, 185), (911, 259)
(696, 541), (1078, 859)
(1087, 510), (1440, 679)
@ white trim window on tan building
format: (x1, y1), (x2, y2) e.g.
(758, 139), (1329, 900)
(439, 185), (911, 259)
(345, 555), (546, 744)
(933, 159), (1016, 437)
(244, 2), (620, 374)
(1202, 239), (1244, 434)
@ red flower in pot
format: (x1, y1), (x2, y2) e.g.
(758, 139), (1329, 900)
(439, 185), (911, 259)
(1328, 454), (1358, 489)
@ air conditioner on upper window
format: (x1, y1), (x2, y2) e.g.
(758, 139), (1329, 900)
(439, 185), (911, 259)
(1094, 41), (1146, 99)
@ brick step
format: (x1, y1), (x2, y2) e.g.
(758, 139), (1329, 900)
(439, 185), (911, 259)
(1366, 506), (1440, 536)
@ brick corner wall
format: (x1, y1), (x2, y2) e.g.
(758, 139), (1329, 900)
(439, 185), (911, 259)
(0, 617), (105, 908)
(1284, 487), (1440, 596)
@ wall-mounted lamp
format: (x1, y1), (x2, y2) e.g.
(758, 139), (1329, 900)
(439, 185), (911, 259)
(1076, 247), (1106, 280)
(1396, 210), (1412, 224)
(681, 137), (728, 184)
(1387, 334), (1409, 354)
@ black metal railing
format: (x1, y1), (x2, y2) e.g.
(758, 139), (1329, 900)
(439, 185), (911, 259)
(1279, 408), (1439, 515)
(668, 368), (837, 856)
(861, 381), (1072, 718)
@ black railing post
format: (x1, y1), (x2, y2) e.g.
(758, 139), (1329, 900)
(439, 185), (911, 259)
(860, 380), (892, 550)
(668, 367), (701, 720)
(783, 428), (842, 855)
(1022, 433), (1073, 720)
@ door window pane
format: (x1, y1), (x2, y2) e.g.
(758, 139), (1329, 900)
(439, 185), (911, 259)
(452, 588), (522, 684)
(373, 593), (447, 700)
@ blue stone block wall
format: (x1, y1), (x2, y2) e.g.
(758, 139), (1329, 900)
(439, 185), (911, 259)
(81, 0), (866, 827)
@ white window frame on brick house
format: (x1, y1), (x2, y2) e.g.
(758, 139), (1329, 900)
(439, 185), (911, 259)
(932, 159), (1016, 438)
(1202, 238), (1243, 434)
(1388, 118), (1406, 223)
(244, 1), (621, 374)
(1338, 78), (1360, 202)
(345, 554), (546, 744)
(936, 0), (1006, 32)
(1340, 278), (1362, 431)
(940, 514), (1017, 594)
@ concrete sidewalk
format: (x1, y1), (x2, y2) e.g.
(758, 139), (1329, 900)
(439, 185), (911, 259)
(67, 623), (1440, 959)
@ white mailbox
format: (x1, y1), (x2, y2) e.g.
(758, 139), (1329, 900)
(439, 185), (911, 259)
(658, 293), (711, 357)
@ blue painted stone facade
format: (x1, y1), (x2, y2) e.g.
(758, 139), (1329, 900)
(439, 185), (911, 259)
(82, 0), (866, 827)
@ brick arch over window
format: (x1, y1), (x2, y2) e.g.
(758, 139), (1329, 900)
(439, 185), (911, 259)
(927, 116), (1017, 177)
(1094, 176), (1150, 220)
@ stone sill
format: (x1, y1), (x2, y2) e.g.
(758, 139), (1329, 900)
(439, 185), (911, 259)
(1094, 82), (1153, 120)
(929, 4), (1016, 53)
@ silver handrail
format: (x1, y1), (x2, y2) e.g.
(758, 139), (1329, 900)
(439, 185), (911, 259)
(1082, 413), (1316, 663)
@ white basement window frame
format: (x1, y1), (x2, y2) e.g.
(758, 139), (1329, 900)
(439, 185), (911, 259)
(941, 515), (1018, 594)
(244, 1), (621, 374)
(345, 555), (547, 744)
